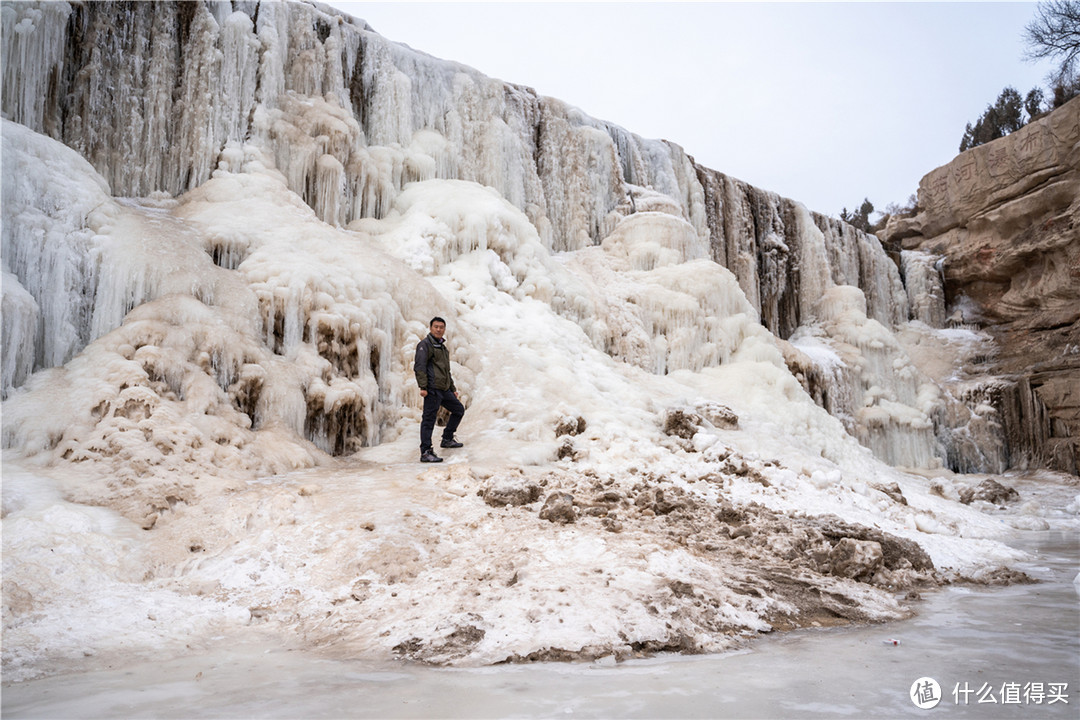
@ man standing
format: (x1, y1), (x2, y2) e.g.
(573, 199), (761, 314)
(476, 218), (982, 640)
(414, 317), (465, 463)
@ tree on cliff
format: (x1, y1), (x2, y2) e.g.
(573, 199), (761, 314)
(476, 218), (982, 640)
(839, 199), (875, 233)
(959, 2), (1080, 152)
(959, 87), (1026, 152)
(1024, 0), (1080, 107)
(838, 195), (919, 236)
(1025, 87), (1047, 120)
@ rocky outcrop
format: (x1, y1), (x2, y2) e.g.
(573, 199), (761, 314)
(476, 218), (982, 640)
(884, 96), (1080, 474)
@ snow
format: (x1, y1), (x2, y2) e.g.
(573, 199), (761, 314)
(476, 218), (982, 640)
(0, 115), (1063, 678)
(2, 0), (1073, 685)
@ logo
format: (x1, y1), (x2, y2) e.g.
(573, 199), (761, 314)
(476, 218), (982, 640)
(911, 677), (942, 709)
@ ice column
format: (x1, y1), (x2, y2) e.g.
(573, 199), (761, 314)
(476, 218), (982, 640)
(900, 250), (946, 327)
(1, 272), (39, 398)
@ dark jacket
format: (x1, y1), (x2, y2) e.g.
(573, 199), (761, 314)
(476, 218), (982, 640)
(414, 334), (456, 392)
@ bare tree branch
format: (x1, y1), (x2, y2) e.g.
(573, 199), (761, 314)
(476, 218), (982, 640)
(1023, 0), (1080, 84)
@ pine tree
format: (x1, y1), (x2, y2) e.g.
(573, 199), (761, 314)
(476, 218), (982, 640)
(1025, 87), (1047, 119)
(959, 87), (1028, 152)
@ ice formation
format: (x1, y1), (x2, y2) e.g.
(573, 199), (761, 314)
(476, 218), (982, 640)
(2, 0), (1066, 681)
(0, 0), (969, 470)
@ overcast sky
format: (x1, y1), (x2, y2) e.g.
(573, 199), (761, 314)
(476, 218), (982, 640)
(330, 2), (1057, 218)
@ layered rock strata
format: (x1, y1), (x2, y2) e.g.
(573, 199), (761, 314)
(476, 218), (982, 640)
(885, 96), (1080, 474)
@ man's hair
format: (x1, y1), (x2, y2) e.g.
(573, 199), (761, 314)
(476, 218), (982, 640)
(430, 316), (446, 327)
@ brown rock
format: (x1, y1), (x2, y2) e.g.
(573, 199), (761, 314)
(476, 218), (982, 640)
(695, 401), (739, 430)
(885, 96), (1080, 474)
(828, 538), (884, 581)
(555, 415), (587, 437)
(814, 516), (935, 572)
(872, 481), (907, 506)
(539, 492), (577, 524)
(663, 408), (702, 439)
(481, 477), (542, 507)
(959, 478), (1020, 506)
(556, 438), (576, 460)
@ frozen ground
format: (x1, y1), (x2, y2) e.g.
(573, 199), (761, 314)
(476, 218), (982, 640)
(3, 479), (1076, 718)
(5, 444), (1075, 684)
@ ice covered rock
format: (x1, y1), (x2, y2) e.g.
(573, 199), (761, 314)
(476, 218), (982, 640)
(481, 476), (541, 507)
(959, 478), (1020, 506)
(538, 492), (577, 524)
(828, 538), (884, 580)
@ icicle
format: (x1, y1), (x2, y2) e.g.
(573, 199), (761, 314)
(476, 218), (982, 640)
(856, 233), (909, 328)
(600, 211), (705, 272)
(254, 2), (288, 106)
(283, 2), (327, 98)
(314, 153), (345, 225)
(793, 203), (834, 323)
(0, 1), (70, 133)
(536, 99), (626, 251)
(806, 286), (944, 467)
(169, 3), (224, 194)
(219, 11), (260, 145)
(624, 260), (767, 374)
(1, 120), (107, 382)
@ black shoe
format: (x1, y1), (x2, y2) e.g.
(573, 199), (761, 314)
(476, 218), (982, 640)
(420, 450), (443, 463)
(440, 438), (463, 449)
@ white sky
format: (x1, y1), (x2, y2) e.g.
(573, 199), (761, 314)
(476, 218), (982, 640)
(330, 1), (1057, 218)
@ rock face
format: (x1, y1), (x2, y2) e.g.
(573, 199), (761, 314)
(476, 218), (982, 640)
(884, 96), (1080, 474)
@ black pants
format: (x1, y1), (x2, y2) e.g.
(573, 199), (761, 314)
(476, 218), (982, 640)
(420, 389), (465, 451)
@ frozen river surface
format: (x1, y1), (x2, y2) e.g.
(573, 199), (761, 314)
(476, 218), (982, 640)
(4, 532), (1076, 719)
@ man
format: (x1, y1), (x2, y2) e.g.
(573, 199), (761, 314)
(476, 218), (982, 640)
(414, 317), (465, 463)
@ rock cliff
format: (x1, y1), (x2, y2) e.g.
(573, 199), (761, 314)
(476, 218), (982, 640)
(885, 96), (1080, 474)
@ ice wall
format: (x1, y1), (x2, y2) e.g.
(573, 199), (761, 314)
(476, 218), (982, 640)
(0, 0), (981, 470)
(0, 118), (456, 505)
(2, 1), (888, 318)
(694, 168), (908, 340)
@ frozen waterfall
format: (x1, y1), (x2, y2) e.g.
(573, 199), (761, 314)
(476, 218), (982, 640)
(0, 0), (1021, 473)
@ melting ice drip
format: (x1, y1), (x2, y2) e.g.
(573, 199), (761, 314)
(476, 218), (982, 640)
(0, 0), (1030, 472)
